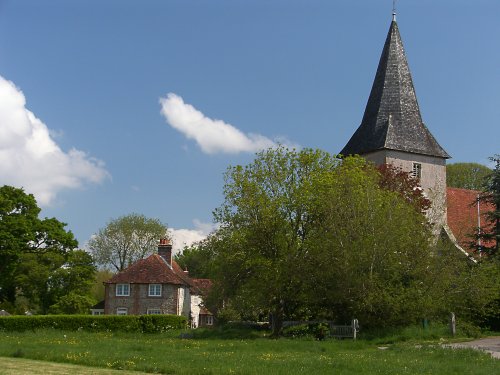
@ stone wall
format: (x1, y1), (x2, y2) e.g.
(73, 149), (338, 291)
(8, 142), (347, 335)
(104, 283), (180, 315)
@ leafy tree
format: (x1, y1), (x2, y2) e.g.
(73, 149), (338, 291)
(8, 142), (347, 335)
(49, 292), (96, 315)
(89, 213), (168, 271)
(212, 147), (340, 336)
(0, 186), (84, 312)
(304, 157), (438, 327)
(174, 243), (214, 279)
(91, 269), (115, 302)
(15, 249), (96, 314)
(471, 156), (500, 256)
(447, 162), (491, 190)
(377, 164), (431, 214)
(209, 148), (444, 335)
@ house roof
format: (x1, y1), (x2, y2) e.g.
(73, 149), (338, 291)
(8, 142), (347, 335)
(105, 254), (188, 285)
(91, 300), (105, 310)
(341, 19), (449, 159)
(447, 187), (494, 251)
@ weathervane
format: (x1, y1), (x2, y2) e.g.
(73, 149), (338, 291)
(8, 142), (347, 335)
(392, 0), (397, 21)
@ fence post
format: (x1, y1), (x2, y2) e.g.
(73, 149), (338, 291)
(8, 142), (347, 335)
(449, 312), (456, 337)
(352, 319), (358, 340)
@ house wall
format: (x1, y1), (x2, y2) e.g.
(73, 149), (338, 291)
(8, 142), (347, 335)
(190, 294), (202, 328)
(105, 283), (179, 315)
(363, 149), (447, 231)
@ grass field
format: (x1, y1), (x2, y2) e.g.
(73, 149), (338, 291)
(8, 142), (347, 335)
(0, 327), (498, 374)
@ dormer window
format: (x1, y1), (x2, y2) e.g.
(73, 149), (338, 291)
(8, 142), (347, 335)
(149, 284), (162, 297)
(116, 283), (130, 296)
(412, 163), (422, 179)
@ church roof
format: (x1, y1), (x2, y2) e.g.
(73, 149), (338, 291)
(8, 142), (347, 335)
(341, 18), (449, 159)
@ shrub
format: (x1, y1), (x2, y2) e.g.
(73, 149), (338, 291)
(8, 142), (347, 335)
(0, 314), (187, 333)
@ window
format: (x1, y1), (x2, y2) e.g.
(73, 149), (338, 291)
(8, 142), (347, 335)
(116, 307), (128, 315)
(206, 315), (214, 326)
(91, 310), (104, 316)
(147, 308), (162, 315)
(116, 284), (130, 296)
(412, 163), (422, 179)
(148, 284), (162, 297)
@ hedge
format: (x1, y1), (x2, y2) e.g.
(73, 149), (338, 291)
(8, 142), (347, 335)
(0, 314), (187, 333)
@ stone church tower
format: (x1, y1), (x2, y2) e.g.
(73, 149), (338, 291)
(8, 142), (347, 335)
(341, 14), (450, 229)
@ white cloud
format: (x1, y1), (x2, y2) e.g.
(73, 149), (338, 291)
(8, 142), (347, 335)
(0, 75), (109, 206)
(159, 93), (296, 154)
(168, 219), (218, 254)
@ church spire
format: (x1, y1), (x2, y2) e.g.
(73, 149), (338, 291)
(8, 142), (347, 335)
(341, 17), (449, 159)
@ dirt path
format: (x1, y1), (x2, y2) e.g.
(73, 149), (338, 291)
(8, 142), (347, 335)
(448, 336), (500, 359)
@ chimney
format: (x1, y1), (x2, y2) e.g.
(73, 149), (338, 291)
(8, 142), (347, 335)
(158, 238), (172, 266)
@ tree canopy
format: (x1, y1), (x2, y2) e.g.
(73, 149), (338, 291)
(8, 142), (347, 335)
(447, 162), (491, 190)
(0, 185), (95, 314)
(89, 213), (169, 271)
(205, 148), (450, 335)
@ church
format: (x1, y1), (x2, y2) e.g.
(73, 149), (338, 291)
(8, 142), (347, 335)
(340, 11), (490, 256)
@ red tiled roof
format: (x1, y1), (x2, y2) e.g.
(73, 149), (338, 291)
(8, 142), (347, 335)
(447, 187), (494, 251)
(105, 254), (188, 285)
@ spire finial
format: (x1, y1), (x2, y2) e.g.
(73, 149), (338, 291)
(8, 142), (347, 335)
(392, 0), (397, 21)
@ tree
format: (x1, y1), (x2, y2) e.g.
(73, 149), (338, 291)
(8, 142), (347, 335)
(91, 269), (115, 302)
(0, 186), (77, 303)
(447, 162), (491, 190)
(209, 148), (441, 335)
(89, 213), (169, 271)
(174, 243), (214, 279)
(475, 155), (500, 256)
(377, 164), (431, 214)
(16, 250), (96, 314)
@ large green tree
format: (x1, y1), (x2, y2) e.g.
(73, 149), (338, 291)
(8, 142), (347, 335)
(209, 148), (443, 335)
(0, 185), (95, 314)
(89, 213), (168, 271)
(447, 162), (491, 190)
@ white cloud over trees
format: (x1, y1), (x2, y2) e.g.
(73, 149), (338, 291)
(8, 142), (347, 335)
(168, 219), (217, 253)
(0, 75), (109, 205)
(159, 93), (295, 154)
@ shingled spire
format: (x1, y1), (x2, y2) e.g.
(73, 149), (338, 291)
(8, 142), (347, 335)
(341, 19), (449, 159)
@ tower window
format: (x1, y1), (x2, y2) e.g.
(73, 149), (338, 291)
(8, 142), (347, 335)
(412, 163), (422, 179)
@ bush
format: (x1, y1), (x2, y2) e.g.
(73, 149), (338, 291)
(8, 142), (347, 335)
(0, 314), (187, 333)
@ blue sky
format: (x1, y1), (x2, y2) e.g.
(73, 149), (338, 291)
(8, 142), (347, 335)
(0, 0), (498, 251)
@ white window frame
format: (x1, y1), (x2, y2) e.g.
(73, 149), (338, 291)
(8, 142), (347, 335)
(206, 315), (214, 326)
(116, 307), (128, 315)
(147, 308), (162, 315)
(412, 163), (422, 179)
(148, 284), (162, 297)
(116, 283), (130, 296)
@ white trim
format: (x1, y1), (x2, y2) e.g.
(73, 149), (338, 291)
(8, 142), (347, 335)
(116, 283), (130, 296)
(148, 284), (162, 297)
(116, 307), (128, 315)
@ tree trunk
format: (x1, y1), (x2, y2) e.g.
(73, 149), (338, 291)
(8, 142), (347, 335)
(270, 302), (284, 338)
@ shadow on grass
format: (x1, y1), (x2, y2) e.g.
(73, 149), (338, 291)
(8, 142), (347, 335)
(182, 325), (269, 340)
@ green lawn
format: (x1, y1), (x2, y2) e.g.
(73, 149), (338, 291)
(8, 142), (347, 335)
(0, 329), (498, 374)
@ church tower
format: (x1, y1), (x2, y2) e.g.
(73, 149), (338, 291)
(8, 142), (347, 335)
(341, 13), (450, 229)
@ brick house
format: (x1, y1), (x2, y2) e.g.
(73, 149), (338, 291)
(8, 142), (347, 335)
(103, 239), (213, 327)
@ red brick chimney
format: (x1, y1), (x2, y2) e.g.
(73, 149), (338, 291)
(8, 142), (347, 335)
(158, 238), (172, 266)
